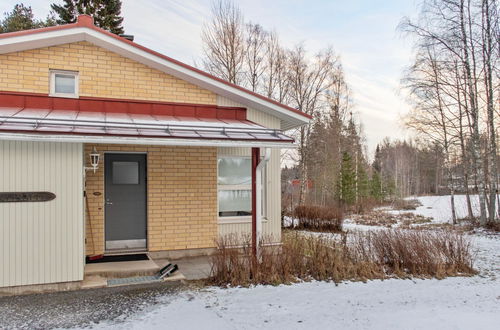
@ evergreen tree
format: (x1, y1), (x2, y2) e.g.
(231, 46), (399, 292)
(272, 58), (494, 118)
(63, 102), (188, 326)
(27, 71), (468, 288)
(51, 0), (124, 34)
(357, 165), (370, 200)
(372, 144), (382, 172)
(0, 4), (55, 33)
(370, 171), (384, 201)
(339, 152), (356, 205)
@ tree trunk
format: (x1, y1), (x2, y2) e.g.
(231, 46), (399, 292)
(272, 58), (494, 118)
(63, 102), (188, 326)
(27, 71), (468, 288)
(482, 0), (498, 222)
(459, 0), (487, 223)
(456, 63), (475, 219)
(451, 191), (457, 224)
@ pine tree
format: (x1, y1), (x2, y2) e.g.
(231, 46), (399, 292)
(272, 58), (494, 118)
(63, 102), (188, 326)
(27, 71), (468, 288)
(357, 165), (370, 200)
(372, 144), (382, 172)
(0, 4), (55, 33)
(51, 0), (124, 34)
(339, 152), (356, 205)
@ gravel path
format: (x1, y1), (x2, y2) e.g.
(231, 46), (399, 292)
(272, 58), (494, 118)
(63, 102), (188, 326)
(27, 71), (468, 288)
(0, 282), (182, 329)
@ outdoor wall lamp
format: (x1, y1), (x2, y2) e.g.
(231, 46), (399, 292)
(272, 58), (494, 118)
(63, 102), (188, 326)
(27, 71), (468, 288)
(85, 147), (100, 173)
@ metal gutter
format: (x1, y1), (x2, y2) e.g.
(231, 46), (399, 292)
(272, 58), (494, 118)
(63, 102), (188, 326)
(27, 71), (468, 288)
(0, 132), (297, 149)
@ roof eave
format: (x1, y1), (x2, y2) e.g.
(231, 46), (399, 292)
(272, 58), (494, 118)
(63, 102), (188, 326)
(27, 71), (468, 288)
(0, 132), (297, 149)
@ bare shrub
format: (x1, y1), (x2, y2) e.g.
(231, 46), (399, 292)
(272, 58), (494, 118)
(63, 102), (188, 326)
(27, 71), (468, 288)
(444, 217), (500, 233)
(208, 229), (476, 286)
(365, 230), (476, 278)
(392, 198), (422, 210)
(293, 205), (343, 232)
(485, 221), (500, 232)
(350, 197), (380, 214)
(209, 234), (253, 286)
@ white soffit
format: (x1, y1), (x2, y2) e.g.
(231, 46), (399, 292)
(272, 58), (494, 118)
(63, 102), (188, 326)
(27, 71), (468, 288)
(0, 27), (309, 130)
(0, 132), (297, 149)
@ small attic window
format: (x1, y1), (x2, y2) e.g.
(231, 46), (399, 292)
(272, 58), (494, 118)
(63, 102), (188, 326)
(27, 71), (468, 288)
(50, 70), (79, 98)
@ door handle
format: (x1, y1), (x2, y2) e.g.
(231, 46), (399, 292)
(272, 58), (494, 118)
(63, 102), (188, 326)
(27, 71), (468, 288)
(106, 199), (113, 205)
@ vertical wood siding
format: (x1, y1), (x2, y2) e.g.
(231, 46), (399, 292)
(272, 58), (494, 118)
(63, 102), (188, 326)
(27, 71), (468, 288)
(217, 96), (282, 243)
(0, 141), (84, 288)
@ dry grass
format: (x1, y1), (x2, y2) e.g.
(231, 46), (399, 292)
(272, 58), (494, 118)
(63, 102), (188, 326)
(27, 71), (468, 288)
(292, 205), (343, 232)
(391, 199), (422, 210)
(452, 217), (500, 233)
(359, 230), (476, 278)
(208, 229), (476, 287)
(413, 222), (475, 233)
(350, 210), (432, 228)
(350, 197), (381, 214)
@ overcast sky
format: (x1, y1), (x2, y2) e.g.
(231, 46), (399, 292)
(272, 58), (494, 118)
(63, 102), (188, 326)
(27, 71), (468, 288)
(1, 0), (420, 155)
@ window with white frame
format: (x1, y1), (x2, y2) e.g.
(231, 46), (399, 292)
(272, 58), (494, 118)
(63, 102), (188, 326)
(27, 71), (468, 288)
(50, 70), (79, 98)
(217, 156), (267, 220)
(218, 157), (252, 217)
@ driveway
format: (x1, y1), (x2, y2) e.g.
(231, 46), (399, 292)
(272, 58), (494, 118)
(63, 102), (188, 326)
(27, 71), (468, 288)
(0, 282), (183, 329)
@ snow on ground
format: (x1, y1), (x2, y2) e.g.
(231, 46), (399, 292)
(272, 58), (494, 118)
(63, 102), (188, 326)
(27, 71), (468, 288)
(282, 216), (298, 228)
(286, 195), (499, 229)
(342, 219), (385, 232)
(86, 196), (500, 330)
(391, 194), (499, 224)
(85, 234), (500, 330)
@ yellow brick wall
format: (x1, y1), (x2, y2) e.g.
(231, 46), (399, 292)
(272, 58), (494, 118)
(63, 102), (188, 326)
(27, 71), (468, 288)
(0, 41), (216, 104)
(84, 144), (218, 255)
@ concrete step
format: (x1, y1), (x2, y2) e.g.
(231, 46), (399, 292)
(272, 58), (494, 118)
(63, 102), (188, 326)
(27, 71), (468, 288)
(84, 260), (160, 278)
(81, 275), (107, 290)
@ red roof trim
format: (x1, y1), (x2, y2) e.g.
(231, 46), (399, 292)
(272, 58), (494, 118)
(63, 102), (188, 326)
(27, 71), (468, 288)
(0, 91), (247, 120)
(0, 15), (312, 121)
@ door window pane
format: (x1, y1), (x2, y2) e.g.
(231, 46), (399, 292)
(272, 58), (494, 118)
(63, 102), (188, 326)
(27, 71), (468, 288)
(218, 190), (252, 216)
(54, 74), (76, 94)
(112, 161), (139, 184)
(218, 158), (251, 185)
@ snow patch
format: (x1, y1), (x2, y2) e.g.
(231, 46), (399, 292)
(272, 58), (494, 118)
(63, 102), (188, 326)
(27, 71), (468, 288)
(90, 234), (500, 330)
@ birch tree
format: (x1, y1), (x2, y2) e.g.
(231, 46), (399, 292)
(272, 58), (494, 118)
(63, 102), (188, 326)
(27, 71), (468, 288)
(480, 0), (498, 221)
(287, 45), (338, 203)
(244, 23), (267, 92)
(401, 0), (499, 223)
(263, 31), (290, 103)
(403, 47), (459, 223)
(201, 0), (245, 84)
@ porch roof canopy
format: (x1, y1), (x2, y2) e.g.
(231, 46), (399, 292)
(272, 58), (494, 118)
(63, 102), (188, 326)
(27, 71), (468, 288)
(0, 99), (295, 148)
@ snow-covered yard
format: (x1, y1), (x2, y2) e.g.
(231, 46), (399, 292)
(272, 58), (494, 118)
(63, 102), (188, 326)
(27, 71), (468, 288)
(88, 196), (499, 330)
(391, 194), (499, 224)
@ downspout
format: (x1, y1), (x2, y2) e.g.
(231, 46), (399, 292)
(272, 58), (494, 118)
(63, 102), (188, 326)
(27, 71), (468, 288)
(251, 148), (260, 258)
(252, 147), (271, 258)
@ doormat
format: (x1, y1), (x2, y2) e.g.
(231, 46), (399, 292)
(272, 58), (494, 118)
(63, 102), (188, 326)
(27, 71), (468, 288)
(85, 253), (149, 264)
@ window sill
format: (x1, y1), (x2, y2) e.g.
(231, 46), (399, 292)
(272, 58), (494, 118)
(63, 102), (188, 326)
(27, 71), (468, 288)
(218, 216), (269, 224)
(49, 93), (79, 99)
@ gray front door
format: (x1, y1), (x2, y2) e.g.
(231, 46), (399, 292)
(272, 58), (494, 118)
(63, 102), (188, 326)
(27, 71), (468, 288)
(105, 153), (147, 251)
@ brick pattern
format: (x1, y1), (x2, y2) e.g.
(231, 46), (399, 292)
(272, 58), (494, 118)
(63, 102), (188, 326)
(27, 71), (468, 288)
(0, 41), (216, 104)
(84, 144), (218, 255)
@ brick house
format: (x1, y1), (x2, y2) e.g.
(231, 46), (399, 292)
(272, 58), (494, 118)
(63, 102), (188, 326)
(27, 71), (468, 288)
(0, 15), (310, 292)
